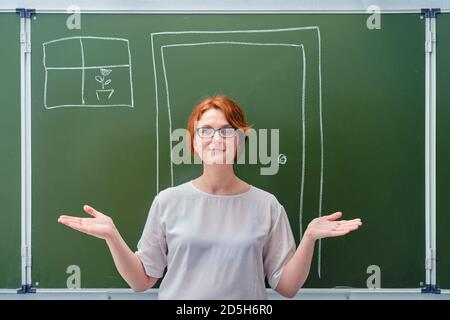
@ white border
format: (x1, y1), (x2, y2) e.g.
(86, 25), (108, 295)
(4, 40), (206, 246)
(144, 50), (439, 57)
(1, 0), (450, 12)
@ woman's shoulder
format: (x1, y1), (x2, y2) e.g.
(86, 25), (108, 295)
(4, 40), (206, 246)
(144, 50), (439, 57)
(249, 187), (288, 225)
(155, 181), (196, 204)
(248, 185), (279, 204)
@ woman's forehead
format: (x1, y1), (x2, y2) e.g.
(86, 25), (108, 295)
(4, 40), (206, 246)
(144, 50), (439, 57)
(197, 108), (230, 126)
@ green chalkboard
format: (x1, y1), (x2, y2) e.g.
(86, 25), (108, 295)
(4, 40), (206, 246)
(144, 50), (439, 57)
(0, 13), (21, 289)
(31, 13), (425, 289)
(437, 13), (450, 289)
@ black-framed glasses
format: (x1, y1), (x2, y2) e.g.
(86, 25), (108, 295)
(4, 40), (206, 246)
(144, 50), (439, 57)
(196, 126), (237, 138)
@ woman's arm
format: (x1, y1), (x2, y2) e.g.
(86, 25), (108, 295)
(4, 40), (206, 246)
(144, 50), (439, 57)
(275, 232), (315, 298)
(275, 212), (362, 298)
(106, 229), (158, 292)
(58, 205), (157, 292)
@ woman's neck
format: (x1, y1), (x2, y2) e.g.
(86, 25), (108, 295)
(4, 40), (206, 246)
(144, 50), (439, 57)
(193, 164), (249, 195)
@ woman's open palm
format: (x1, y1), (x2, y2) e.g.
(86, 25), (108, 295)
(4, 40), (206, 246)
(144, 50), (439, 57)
(58, 205), (116, 241)
(305, 212), (362, 241)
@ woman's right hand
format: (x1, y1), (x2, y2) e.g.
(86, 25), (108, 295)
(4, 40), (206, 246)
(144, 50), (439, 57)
(58, 205), (118, 241)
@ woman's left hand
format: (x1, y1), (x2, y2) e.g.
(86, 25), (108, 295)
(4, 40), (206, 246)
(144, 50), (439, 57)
(304, 212), (362, 241)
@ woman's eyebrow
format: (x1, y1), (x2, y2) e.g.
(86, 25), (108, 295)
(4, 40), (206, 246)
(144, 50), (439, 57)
(198, 124), (231, 128)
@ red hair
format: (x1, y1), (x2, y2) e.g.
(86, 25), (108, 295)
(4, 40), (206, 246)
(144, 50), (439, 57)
(187, 96), (252, 155)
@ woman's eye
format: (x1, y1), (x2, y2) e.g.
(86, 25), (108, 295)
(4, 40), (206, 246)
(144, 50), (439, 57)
(222, 128), (235, 136)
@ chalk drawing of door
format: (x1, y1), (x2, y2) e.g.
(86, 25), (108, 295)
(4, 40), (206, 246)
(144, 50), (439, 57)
(151, 27), (324, 276)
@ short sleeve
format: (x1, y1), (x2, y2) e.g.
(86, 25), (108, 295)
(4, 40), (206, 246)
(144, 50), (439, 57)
(135, 196), (167, 278)
(263, 204), (296, 290)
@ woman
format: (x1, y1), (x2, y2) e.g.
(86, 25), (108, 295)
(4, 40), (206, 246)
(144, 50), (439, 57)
(58, 95), (362, 299)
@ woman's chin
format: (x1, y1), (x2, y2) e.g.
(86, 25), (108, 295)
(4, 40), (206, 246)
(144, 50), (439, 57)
(202, 155), (234, 165)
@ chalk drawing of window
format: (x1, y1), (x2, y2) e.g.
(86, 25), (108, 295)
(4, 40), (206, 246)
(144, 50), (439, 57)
(43, 36), (134, 109)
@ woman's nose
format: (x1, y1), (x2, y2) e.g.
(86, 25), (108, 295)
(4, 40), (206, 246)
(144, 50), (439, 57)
(212, 131), (223, 142)
(210, 133), (226, 147)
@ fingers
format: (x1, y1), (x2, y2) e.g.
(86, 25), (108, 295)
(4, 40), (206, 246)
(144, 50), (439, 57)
(58, 217), (88, 233)
(325, 212), (363, 224)
(348, 218), (362, 225)
(332, 225), (360, 236)
(336, 220), (362, 228)
(58, 216), (82, 224)
(57, 205), (101, 225)
(326, 212), (342, 221)
(336, 224), (360, 232)
(332, 222), (362, 236)
(83, 205), (99, 217)
(330, 215), (362, 225)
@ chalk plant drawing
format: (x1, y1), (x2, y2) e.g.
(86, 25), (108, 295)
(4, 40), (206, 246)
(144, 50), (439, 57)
(95, 68), (114, 100)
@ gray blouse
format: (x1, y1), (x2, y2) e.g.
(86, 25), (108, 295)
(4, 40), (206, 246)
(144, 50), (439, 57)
(135, 181), (296, 300)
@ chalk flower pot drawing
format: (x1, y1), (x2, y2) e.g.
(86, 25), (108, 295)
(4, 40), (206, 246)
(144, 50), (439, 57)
(95, 68), (115, 101)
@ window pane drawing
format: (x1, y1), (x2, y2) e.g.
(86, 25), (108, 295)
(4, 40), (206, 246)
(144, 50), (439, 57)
(43, 36), (134, 109)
